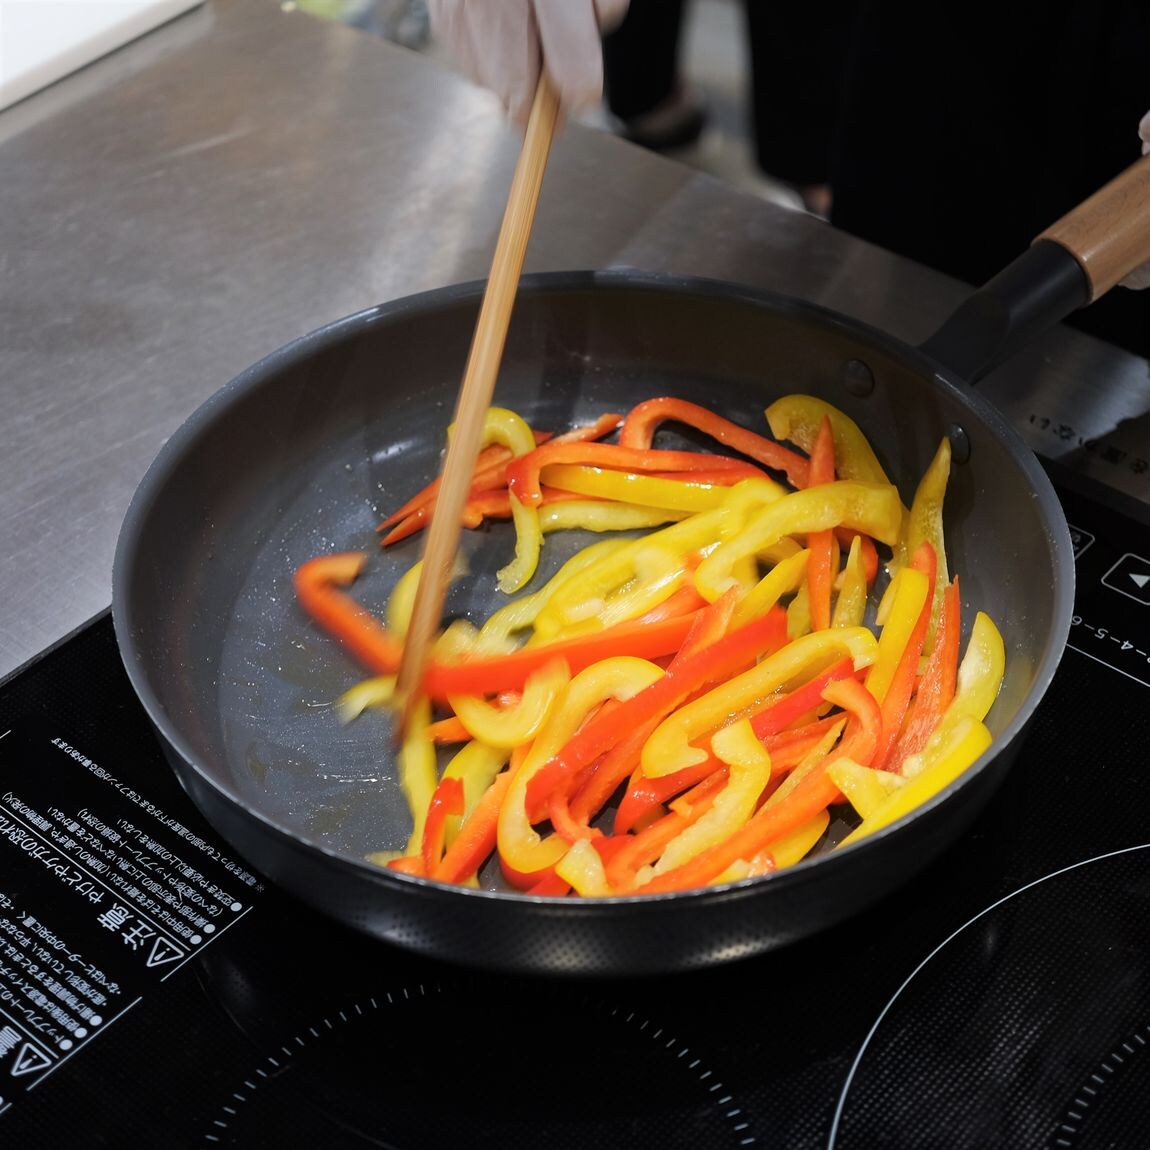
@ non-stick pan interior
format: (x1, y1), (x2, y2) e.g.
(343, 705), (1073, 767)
(114, 273), (1070, 878)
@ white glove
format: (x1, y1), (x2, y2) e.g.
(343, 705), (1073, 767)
(1120, 110), (1150, 290)
(427, 0), (630, 124)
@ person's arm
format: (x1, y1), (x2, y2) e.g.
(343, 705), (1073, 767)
(427, 0), (629, 123)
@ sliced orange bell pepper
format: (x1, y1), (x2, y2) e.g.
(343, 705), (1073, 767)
(619, 396), (810, 488)
(293, 552), (402, 675)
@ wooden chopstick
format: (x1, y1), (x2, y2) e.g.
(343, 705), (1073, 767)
(393, 73), (561, 741)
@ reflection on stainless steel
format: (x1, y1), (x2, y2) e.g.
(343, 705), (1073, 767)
(1, 0), (1148, 683)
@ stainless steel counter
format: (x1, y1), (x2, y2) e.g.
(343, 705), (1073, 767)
(3, 0), (1149, 682)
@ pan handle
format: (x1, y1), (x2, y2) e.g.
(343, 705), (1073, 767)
(919, 153), (1150, 383)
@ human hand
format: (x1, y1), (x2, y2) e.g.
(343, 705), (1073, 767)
(427, 0), (629, 124)
(1119, 110), (1150, 290)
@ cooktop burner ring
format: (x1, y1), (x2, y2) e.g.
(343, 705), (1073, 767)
(832, 841), (1150, 1145)
(200, 979), (757, 1148)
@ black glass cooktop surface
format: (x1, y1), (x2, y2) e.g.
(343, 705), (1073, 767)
(1, 463), (1148, 1149)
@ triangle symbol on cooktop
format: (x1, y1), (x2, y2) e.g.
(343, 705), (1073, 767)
(1131, 573), (1150, 589)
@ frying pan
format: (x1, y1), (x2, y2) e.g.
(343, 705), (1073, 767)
(112, 156), (1150, 975)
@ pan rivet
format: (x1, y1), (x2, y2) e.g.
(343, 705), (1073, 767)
(842, 359), (875, 397)
(948, 423), (971, 464)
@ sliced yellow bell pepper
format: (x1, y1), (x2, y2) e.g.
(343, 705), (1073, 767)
(694, 481), (904, 602)
(787, 582), (812, 640)
(385, 560), (424, 639)
(758, 809), (830, 868)
(398, 696), (437, 855)
(826, 757), (906, 819)
(336, 675), (395, 722)
(555, 838), (612, 896)
(639, 721), (771, 880)
(479, 538), (628, 649)
(539, 501), (684, 534)
(464, 408), (540, 595)
(839, 714), (992, 845)
(731, 548), (810, 627)
(903, 437), (951, 648)
(832, 534), (868, 629)
(641, 627), (879, 778)
(539, 463), (729, 513)
(533, 507), (730, 634)
(949, 610), (1006, 725)
(764, 395), (893, 486)
(496, 492), (542, 594)
(448, 659), (570, 748)
(865, 566), (929, 705)
(470, 405), (537, 457)
(440, 739), (510, 824)
(498, 656), (665, 875)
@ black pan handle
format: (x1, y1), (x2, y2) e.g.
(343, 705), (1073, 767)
(920, 152), (1150, 383)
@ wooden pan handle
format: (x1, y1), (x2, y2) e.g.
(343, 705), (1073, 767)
(1036, 152), (1150, 301)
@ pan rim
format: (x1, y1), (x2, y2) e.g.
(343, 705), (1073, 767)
(111, 268), (1074, 906)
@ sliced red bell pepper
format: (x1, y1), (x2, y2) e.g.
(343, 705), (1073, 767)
(421, 776), (465, 875)
(603, 769), (729, 890)
(806, 415), (837, 632)
(637, 677), (881, 892)
(564, 575), (738, 825)
(751, 656), (858, 739)
(675, 584), (741, 659)
(835, 530), (879, 585)
(523, 605), (787, 818)
(569, 721), (660, 827)
(382, 485), (593, 545)
(612, 655), (858, 834)
(293, 553), (402, 675)
(378, 442), (518, 531)
(547, 789), (604, 844)
(422, 611), (699, 700)
(379, 414), (621, 534)
(760, 716), (848, 774)
(524, 872), (572, 896)
(548, 412), (626, 446)
(432, 771), (511, 884)
(887, 575), (961, 772)
(618, 397), (810, 488)
(871, 541), (936, 772)
(632, 584), (709, 624)
(507, 442), (764, 509)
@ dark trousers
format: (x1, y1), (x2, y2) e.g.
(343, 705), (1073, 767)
(603, 0), (1150, 359)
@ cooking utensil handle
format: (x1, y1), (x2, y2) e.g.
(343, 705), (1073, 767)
(919, 153), (1150, 383)
(394, 73), (560, 739)
(1038, 152), (1150, 300)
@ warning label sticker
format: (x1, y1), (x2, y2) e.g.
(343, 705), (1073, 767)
(0, 725), (260, 1112)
